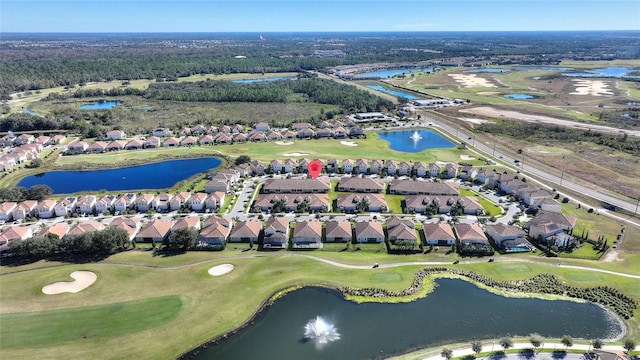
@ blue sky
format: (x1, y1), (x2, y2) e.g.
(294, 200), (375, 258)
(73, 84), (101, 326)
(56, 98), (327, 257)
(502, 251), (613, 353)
(1, 0), (639, 33)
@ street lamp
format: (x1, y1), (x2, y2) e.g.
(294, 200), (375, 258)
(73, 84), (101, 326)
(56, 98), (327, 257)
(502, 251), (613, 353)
(560, 168), (565, 186)
(492, 143), (496, 157)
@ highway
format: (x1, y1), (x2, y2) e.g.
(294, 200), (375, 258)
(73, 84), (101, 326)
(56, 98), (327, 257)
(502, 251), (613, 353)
(421, 113), (640, 215)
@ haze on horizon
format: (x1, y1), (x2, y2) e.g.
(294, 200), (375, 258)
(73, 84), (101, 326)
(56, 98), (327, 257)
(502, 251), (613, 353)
(1, 0), (639, 33)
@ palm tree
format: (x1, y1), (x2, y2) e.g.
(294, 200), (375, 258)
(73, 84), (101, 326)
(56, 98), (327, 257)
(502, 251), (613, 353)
(441, 348), (453, 360)
(471, 341), (483, 356)
(500, 337), (513, 351)
(561, 335), (573, 351)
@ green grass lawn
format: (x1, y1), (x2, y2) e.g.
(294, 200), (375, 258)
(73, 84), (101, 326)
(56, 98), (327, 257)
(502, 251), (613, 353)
(0, 295), (184, 349)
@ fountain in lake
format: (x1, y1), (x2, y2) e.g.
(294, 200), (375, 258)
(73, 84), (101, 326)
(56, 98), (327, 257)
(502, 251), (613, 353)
(410, 131), (423, 141)
(304, 316), (340, 349)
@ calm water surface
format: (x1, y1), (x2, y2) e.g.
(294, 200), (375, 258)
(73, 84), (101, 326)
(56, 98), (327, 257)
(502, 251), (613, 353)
(464, 68), (510, 73)
(367, 85), (418, 100)
(18, 157), (221, 194)
(504, 94), (535, 99)
(79, 100), (122, 109)
(378, 129), (455, 153)
(562, 67), (640, 79)
(354, 68), (438, 78)
(233, 77), (296, 83)
(192, 279), (623, 360)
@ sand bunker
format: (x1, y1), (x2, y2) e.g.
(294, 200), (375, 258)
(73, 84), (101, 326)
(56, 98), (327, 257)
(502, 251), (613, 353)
(340, 141), (358, 147)
(448, 74), (497, 88)
(276, 141), (294, 145)
(570, 79), (613, 96)
(478, 91), (500, 95)
(208, 264), (234, 276)
(283, 152), (308, 156)
(42, 271), (97, 295)
(460, 155), (475, 160)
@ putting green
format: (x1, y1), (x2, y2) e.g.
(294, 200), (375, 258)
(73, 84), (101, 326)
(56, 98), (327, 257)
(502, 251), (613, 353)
(0, 295), (184, 349)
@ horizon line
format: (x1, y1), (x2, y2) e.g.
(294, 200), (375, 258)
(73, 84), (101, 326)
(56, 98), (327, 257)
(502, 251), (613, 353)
(2, 29), (640, 34)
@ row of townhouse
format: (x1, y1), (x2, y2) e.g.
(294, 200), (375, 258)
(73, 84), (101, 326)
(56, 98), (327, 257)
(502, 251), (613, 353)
(253, 158), (461, 178)
(0, 133), (66, 148)
(0, 142), (48, 172)
(0, 191), (226, 222)
(476, 169), (561, 212)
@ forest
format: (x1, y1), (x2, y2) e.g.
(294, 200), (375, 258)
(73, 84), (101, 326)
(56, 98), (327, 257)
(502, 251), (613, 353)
(2, 31), (638, 98)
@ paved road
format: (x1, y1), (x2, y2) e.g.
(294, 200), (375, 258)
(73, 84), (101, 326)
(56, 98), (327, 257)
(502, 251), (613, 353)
(417, 343), (636, 360)
(422, 114), (640, 215)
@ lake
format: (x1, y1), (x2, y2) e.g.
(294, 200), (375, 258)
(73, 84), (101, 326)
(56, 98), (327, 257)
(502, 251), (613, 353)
(464, 68), (510, 73)
(367, 85), (418, 100)
(562, 67), (640, 79)
(378, 129), (455, 153)
(353, 68), (438, 79)
(513, 65), (572, 71)
(504, 93), (535, 100)
(189, 279), (623, 360)
(233, 76), (296, 83)
(79, 100), (122, 110)
(17, 157), (221, 194)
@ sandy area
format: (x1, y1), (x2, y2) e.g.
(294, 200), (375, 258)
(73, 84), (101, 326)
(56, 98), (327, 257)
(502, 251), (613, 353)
(460, 155), (475, 161)
(340, 141), (358, 147)
(448, 74), (497, 88)
(458, 106), (640, 137)
(283, 152), (308, 156)
(276, 141), (294, 146)
(208, 264), (234, 276)
(458, 117), (494, 125)
(42, 271), (97, 295)
(477, 91), (500, 95)
(570, 79), (613, 96)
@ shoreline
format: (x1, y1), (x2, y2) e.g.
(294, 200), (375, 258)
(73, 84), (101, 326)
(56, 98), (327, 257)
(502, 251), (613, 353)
(176, 268), (628, 359)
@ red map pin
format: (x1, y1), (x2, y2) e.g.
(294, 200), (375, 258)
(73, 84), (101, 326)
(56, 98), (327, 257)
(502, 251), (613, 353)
(308, 160), (323, 179)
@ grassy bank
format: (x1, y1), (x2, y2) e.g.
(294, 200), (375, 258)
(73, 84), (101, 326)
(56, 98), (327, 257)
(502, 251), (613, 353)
(0, 250), (638, 360)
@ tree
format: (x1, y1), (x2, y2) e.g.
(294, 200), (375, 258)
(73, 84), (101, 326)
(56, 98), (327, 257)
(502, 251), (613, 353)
(441, 348), (453, 360)
(25, 185), (53, 201)
(561, 335), (573, 350)
(623, 338), (636, 353)
(591, 339), (604, 350)
(235, 155), (251, 166)
(164, 227), (198, 251)
(471, 341), (483, 356)
(529, 333), (543, 352)
(499, 337), (513, 351)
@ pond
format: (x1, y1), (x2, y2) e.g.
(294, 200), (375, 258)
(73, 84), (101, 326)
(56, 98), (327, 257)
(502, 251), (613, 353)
(504, 93), (535, 100)
(17, 157), (221, 194)
(562, 67), (640, 79)
(353, 68), (437, 79)
(378, 129), (455, 153)
(189, 279), (623, 360)
(232, 77), (296, 83)
(23, 108), (45, 117)
(79, 100), (122, 110)
(367, 85), (418, 100)
(464, 68), (510, 73)
(513, 65), (572, 71)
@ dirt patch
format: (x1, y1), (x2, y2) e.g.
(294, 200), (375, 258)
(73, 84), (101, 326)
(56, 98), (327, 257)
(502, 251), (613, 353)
(458, 117), (494, 125)
(458, 106), (640, 137)
(42, 271), (97, 295)
(208, 264), (234, 276)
